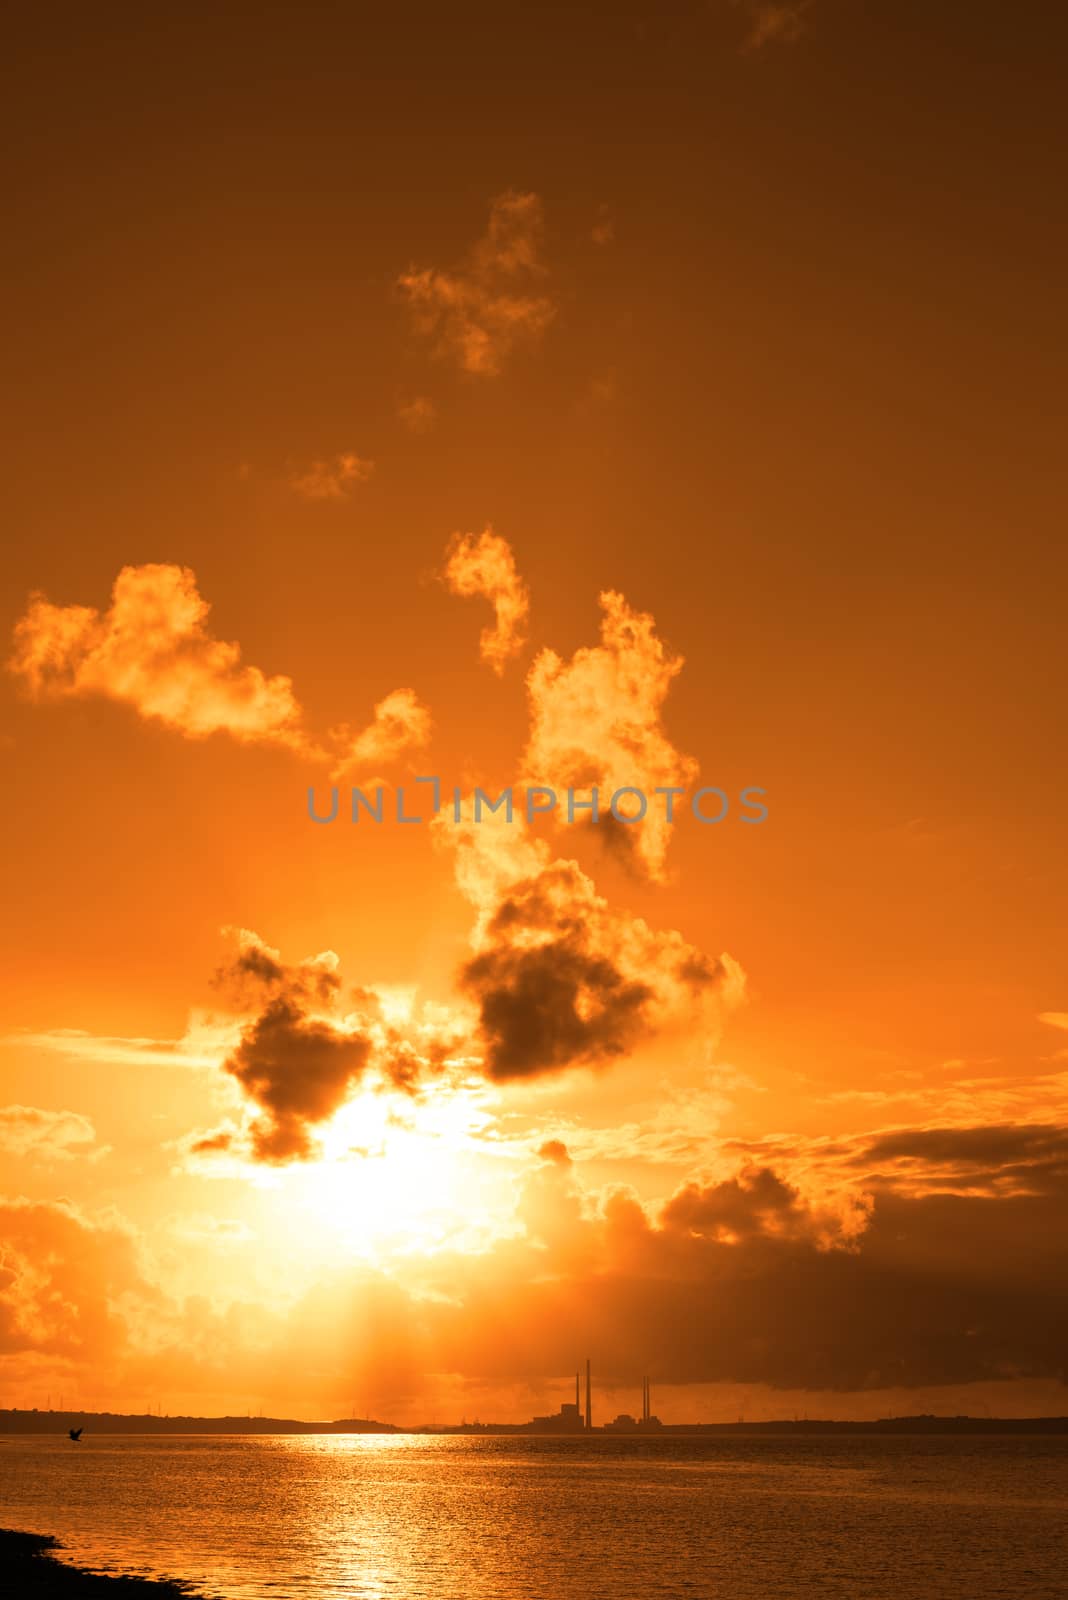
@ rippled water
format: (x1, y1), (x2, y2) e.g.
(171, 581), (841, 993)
(1, 1433), (1066, 1598)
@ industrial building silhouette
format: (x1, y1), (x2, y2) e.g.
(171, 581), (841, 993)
(526, 1360), (661, 1433)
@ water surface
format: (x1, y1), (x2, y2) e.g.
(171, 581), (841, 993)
(2, 1433), (1066, 1598)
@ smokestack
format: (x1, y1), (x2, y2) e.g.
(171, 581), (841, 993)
(575, 1372), (579, 1409)
(585, 1357), (592, 1431)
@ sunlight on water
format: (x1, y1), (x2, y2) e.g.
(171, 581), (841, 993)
(2, 1434), (1067, 1598)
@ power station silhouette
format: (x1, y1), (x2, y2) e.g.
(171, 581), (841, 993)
(526, 1359), (661, 1433)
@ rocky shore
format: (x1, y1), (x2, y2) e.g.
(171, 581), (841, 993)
(0, 1530), (206, 1596)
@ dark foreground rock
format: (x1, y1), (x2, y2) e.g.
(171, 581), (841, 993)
(0, 1530), (207, 1596)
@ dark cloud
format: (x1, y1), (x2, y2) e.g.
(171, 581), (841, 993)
(224, 997), (373, 1162)
(189, 1128), (237, 1155)
(662, 1166), (809, 1241)
(7, 1121), (1068, 1408)
(198, 935), (469, 1164)
(463, 939), (652, 1080)
(458, 854), (737, 1081)
(209, 936), (375, 1162)
(414, 1135), (1068, 1393)
(537, 1139), (572, 1166)
(214, 933), (341, 1008)
(855, 1123), (1068, 1192)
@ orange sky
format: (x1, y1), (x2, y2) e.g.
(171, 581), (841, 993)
(1, 1), (1066, 1424)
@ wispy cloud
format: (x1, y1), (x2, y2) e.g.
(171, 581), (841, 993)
(2, 1016), (237, 1072)
(397, 396), (437, 434)
(0, 1105), (101, 1161)
(591, 205), (615, 246)
(399, 191), (556, 376)
(731, 0), (812, 52)
(288, 452), (374, 501)
(443, 528), (529, 674)
(167, 1213), (257, 1245)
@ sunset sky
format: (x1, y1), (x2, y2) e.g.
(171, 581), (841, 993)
(2, 2), (1066, 1425)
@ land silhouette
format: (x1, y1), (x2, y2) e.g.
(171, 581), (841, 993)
(3, 1407), (1066, 1436)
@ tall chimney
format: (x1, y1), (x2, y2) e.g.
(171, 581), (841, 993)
(575, 1372), (579, 1409)
(585, 1357), (592, 1431)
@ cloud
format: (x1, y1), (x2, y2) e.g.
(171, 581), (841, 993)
(9, 565), (432, 780)
(446, 810), (743, 1081)
(168, 1214), (256, 1245)
(224, 997), (375, 1163)
(2, 1020), (231, 1072)
(0, 1106), (99, 1161)
(591, 205), (615, 246)
(196, 932), (471, 1165)
(209, 934), (372, 1162)
(433, 1125), (1068, 1391)
(399, 191), (556, 376)
(0, 1198), (155, 1361)
(8, 564), (306, 749)
(194, 846), (741, 1151)
(7, 1116), (1068, 1410)
(464, 918), (652, 1081)
(534, 1067), (749, 1168)
(443, 528), (530, 674)
(329, 688), (432, 781)
(663, 1164), (868, 1248)
(731, 0), (812, 51)
(289, 452), (374, 501)
(537, 1139), (572, 1166)
(523, 590), (697, 880)
(347, 1123), (1065, 1397)
(716, 1115), (1068, 1217)
(849, 1122), (1068, 1199)
(397, 396), (437, 434)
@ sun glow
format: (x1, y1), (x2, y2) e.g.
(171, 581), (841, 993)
(287, 1080), (520, 1263)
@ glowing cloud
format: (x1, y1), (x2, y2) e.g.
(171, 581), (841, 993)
(443, 528), (530, 674)
(399, 191), (556, 376)
(330, 687), (432, 781)
(8, 564), (306, 748)
(0, 1198), (152, 1361)
(9, 566), (431, 777)
(523, 590), (696, 879)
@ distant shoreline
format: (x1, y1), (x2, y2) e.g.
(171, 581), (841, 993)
(0, 1530), (203, 1596)
(3, 1409), (1068, 1436)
